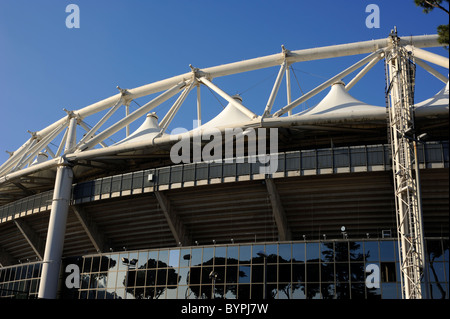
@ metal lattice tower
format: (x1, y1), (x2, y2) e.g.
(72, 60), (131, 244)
(385, 29), (425, 299)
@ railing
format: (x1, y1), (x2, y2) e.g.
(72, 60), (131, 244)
(1, 141), (448, 223)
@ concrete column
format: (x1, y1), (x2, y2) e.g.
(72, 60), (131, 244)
(38, 162), (73, 299)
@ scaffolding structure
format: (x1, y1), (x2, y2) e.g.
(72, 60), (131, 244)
(385, 29), (425, 299)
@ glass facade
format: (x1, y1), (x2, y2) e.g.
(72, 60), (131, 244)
(0, 238), (448, 299)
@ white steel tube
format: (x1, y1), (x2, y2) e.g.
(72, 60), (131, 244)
(38, 162), (74, 299)
(77, 81), (186, 151)
(76, 97), (123, 147)
(79, 121), (108, 148)
(345, 54), (383, 90)
(15, 122), (67, 171)
(198, 77), (258, 119)
(414, 58), (448, 83)
(273, 49), (384, 117)
(286, 65), (292, 116)
(65, 117), (78, 153)
(197, 85), (202, 126)
(160, 80), (195, 133)
(6, 35), (439, 156)
(406, 45), (449, 69)
(263, 61), (287, 117)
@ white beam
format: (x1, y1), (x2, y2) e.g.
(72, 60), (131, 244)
(198, 77), (258, 119)
(406, 45), (449, 69)
(77, 81), (186, 152)
(160, 80), (195, 133)
(8, 35), (439, 155)
(263, 61), (287, 117)
(273, 49), (384, 117)
(414, 57), (448, 83)
(345, 54), (384, 90)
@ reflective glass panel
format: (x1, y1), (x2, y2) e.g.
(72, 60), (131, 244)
(137, 251), (148, 268)
(292, 243), (305, 262)
(381, 283), (398, 299)
(335, 263), (349, 282)
(350, 241), (364, 261)
(265, 244), (278, 263)
(335, 283), (350, 299)
(429, 282), (447, 299)
(191, 248), (202, 266)
(203, 247), (214, 264)
(334, 242), (349, 262)
(321, 283), (335, 299)
(238, 266), (251, 283)
(292, 286), (306, 299)
(350, 263), (365, 282)
(148, 251), (158, 268)
(306, 263), (320, 282)
(351, 283), (366, 299)
(428, 262), (446, 282)
(158, 250), (169, 267)
(321, 263), (334, 282)
(321, 242), (334, 262)
(380, 241), (396, 261)
(225, 285), (237, 299)
(251, 265), (264, 283)
(306, 283), (321, 299)
(364, 241), (379, 262)
(215, 246), (227, 265)
(306, 243), (320, 262)
(168, 250), (180, 268)
(179, 249), (191, 267)
(178, 268), (189, 285)
(239, 246), (251, 264)
(292, 263), (305, 283)
(443, 239), (449, 262)
(427, 240), (444, 262)
(279, 244), (291, 263)
(278, 264), (291, 282)
(227, 246), (239, 264)
(252, 245), (265, 260)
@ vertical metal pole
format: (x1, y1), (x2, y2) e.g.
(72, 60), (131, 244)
(286, 65), (292, 116)
(197, 84), (202, 127)
(126, 105), (130, 137)
(385, 30), (424, 299)
(38, 161), (74, 299)
(38, 117), (76, 299)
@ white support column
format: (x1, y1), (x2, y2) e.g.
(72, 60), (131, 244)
(197, 84), (202, 127)
(38, 159), (74, 299)
(286, 65), (292, 116)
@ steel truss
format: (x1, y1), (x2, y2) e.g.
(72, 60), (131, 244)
(384, 29), (425, 299)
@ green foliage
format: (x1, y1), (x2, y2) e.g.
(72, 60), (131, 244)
(414, 0), (449, 48)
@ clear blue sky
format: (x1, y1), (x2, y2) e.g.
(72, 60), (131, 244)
(0, 0), (448, 165)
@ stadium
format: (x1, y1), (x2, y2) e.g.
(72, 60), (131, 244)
(0, 31), (448, 300)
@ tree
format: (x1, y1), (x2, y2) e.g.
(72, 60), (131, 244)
(414, 0), (449, 48)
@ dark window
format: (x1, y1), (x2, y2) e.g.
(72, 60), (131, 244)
(380, 262), (396, 282)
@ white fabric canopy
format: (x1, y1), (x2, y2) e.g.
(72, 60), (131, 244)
(295, 81), (385, 118)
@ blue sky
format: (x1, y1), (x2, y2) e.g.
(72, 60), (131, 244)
(0, 0), (448, 165)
